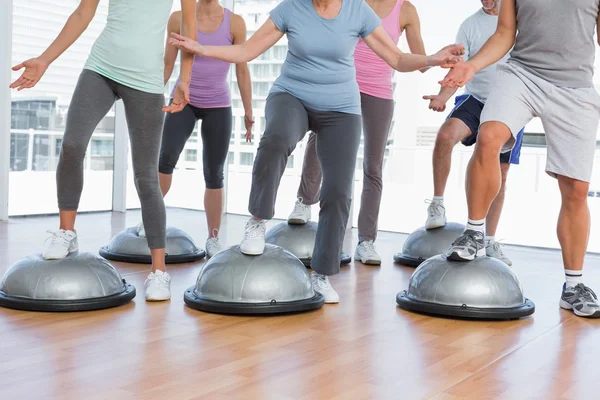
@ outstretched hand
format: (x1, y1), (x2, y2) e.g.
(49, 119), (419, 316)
(163, 81), (190, 113)
(168, 32), (205, 56)
(430, 44), (465, 69)
(439, 62), (477, 88)
(9, 58), (49, 91)
(423, 94), (447, 112)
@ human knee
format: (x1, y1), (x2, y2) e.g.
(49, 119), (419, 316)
(134, 171), (160, 198)
(158, 152), (177, 175)
(560, 177), (589, 204)
(320, 181), (352, 206)
(436, 124), (463, 147)
(258, 131), (296, 156)
(363, 159), (383, 185)
(204, 166), (225, 189)
(59, 137), (87, 164)
(477, 123), (511, 153)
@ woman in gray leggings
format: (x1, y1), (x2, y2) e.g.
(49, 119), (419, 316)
(169, 0), (462, 303)
(10, 0), (196, 301)
(289, 0), (427, 266)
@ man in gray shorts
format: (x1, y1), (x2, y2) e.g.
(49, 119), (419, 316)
(440, 0), (600, 318)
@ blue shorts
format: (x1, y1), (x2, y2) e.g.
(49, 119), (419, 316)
(447, 94), (524, 164)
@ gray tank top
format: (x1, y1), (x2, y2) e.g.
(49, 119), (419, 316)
(508, 0), (600, 88)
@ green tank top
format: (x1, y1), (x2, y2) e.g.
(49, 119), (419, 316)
(85, 0), (173, 94)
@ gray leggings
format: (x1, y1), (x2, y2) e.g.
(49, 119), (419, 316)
(297, 92), (394, 243)
(57, 69), (166, 248)
(250, 92), (361, 276)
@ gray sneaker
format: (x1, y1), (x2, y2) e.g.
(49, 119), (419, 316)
(446, 229), (485, 262)
(486, 240), (513, 266)
(560, 283), (600, 318)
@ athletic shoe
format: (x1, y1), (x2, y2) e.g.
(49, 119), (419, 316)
(42, 229), (78, 260)
(144, 270), (171, 301)
(205, 237), (222, 258)
(240, 218), (266, 255)
(446, 229), (485, 261)
(311, 272), (339, 303)
(288, 198), (311, 225)
(425, 199), (447, 230)
(136, 221), (146, 238)
(560, 283), (600, 318)
(354, 240), (382, 265)
(486, 240), (513, 266)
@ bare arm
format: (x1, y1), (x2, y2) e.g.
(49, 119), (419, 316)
(178, 0), (197, 84)
(169, 18), (284, 64)
(464, 0), (516, 71)
(39, 0), (100, 64)
(10, 0), (100, 90)
(232, 14), (254, 129)
(363, 26), (463, 72)
(400, 1), (427, 73)
(164, 11), (181, 85)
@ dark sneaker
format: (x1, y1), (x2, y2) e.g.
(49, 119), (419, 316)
(560, 283), (600, 318)
(446, 229), (485, 261)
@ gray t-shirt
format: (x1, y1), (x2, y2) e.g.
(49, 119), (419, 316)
(509, 0), (600, 88)
(456, 9), (508, 102)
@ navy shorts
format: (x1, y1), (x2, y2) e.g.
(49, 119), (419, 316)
(447, 94), (524, 164)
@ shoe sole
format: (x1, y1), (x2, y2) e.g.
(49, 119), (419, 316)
(487, 255), (513, 266)
(287, 218), (308, 225)
(447, 248), (485, 262)
(356, 257), (381, 266)
(42, 248), (78, 260)
(240, 248), (264, 256)
(324, 299), (340, 304)
(145, 296), (171, 302)
(559, 299), (600, 318)
(425, 220), (446, 230)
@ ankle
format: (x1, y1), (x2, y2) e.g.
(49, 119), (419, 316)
(466, 218), (485, 233)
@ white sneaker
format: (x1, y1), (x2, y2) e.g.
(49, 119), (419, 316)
(425, 199), (447, 230)
(42, 229), (78, 260)
(240, 219), (266, 255)
(354, 240), (382, 265)
(136, 221), (146, 238)
(144, 270), (171, 301)
(205, 237), (222, 258)
(288, 198), (311, 225)
(486, 240), (513, 266)
(311, 272), (339, 304)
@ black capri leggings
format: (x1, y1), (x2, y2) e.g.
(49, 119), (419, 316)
(159, 104), (232, 189)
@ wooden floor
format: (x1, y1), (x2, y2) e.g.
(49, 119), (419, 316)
(1, 209), (599, 400)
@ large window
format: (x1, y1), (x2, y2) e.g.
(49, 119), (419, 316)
(348, 0), (600, 252)
(226, 0), (308, 217)
(9, 0), (115, 216)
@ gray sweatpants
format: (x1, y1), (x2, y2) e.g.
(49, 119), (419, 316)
(250, 92), (361, 276)
(297, 92), (394, 242)
(57, 69), (166, 248)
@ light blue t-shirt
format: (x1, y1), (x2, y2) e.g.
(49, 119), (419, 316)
(270, 0), (381, 115)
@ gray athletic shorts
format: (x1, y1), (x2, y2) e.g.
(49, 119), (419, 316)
(481, 62), (600, 182)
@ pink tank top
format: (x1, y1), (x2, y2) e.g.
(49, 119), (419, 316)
(354, 0), (404, 100)
(172, 8), (233, 108)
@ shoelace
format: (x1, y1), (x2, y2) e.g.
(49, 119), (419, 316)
(44, 230), (70, 248)
(573, 283), (598, 303)
(294, 197), (310, 213)
(362, 241), (376, 254)
(488, 241), (504, 253)
(451, 232), (483, 252)
(425, 199), (445, 218)
(314, 274), (331, 289)
(207, 237), (220, 250)
(245, 220), (265, 239)
(149, 273), (170, 286)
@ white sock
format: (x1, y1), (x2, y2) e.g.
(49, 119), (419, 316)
(485, 236), (495, 244)
(433, 196), (444, 202)
(565, 269), (583, 288)
(466, 218), (485, 234)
